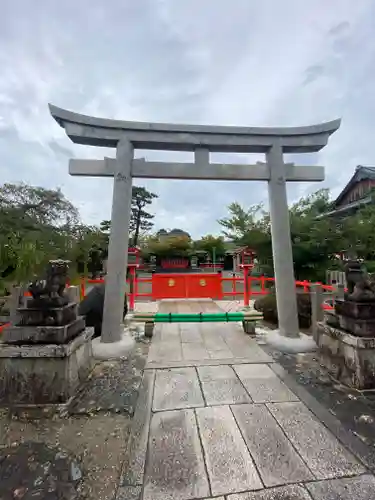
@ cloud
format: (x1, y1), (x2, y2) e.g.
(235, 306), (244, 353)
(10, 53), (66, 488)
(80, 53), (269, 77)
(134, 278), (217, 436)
(0, 0), (374, 238)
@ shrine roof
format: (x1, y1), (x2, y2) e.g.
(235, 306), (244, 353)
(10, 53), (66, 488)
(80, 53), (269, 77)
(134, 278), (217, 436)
(334, 165), (375, 207)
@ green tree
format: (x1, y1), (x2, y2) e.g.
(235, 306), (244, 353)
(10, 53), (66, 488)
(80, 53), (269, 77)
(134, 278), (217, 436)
(100, 220), (111, 233)
(0, 183), (81, 284)
(218, 202), (273, 271)
(130, 186), (158, 246)
(67, 225), (108, 278)
(145, 235), (192, 258)
(288, 189), (343, 281)
(193, 235), (226, 259)
(100, 186), (158, 247)
(341, 205), (375, 260)
(218, 189), (345, 281)
(218, 202), (265, 241)
(0, 182), (79, 231)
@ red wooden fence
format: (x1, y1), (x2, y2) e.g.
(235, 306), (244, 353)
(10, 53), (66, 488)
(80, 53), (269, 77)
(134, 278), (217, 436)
(0, 273), (342, 334)
(79, 273), (343, 311)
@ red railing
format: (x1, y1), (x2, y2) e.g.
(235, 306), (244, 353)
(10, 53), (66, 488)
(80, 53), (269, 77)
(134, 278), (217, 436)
(79, 272), (344, 311)
(0, 273), (344, 335)
(220, 274), (342, 310)
(80, 274), (153, 310)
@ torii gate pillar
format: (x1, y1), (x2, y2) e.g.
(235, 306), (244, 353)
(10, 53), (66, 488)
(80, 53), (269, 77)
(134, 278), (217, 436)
(267, 144), (299, 337)
(48, 103), (340, 347)
(102, 139), (133, 342)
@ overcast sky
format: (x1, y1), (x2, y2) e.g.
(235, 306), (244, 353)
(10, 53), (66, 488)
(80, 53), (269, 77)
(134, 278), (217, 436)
(1, 1), (375, 238)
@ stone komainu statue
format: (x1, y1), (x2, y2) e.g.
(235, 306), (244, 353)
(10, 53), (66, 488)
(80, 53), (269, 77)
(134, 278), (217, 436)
(344, 259), (367, 295)
(28, 260), (70, 308)
(348, 276), (375, 302)
(343, 257), (375, 302)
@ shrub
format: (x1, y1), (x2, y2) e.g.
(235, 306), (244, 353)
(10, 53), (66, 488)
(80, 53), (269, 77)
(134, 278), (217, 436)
(254, 294), (278, 324)
(254, 292), (311, 328)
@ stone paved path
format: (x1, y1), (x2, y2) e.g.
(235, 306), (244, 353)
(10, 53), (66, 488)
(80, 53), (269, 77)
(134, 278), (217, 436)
(117, 300), (375, 500)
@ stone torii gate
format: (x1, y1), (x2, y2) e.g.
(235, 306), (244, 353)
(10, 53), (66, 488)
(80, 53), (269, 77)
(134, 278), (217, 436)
(49, 104), (340, 345)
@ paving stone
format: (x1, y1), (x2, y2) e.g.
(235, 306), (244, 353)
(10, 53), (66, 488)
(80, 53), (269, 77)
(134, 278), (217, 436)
(121, 370), (155, 486)
(266, 344), (375, 471)
(182, 342), (210, 360)
(234, 364), (298, 403)
(204, 336), (229, 350)
(134, 301), (159, 313)
(153, 367), (204, 411)
(225, 340), (257, 358)
(208, 348), (235, 359)
(215, 300), (250, 313)
(159, 323), (181, 332)
(160, 330), (181, 342)
(180, 324), (203, 343)
(143, 409), (210, 500)
(151, 327), (162, 341)
(223, 327), (246, 340)
(228, 483), (313, 500)
(231, 403), (313, 487)
(160, 323), (181, 342)
(306, 474), (375, 500)
(196, 405), (262, 496)
(225, 341), (272, 363)
(146, 358), (269, 369)
(197, 365), (251, 405)
(267, 402), (366, 479)
(148, 341), (183, 362)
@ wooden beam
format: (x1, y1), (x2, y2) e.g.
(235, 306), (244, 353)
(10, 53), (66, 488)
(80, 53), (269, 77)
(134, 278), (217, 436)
(69, 158), (324, 182)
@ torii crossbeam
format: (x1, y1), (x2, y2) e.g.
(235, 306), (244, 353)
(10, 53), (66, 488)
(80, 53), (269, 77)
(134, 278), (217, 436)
(49, 104), (340, 345)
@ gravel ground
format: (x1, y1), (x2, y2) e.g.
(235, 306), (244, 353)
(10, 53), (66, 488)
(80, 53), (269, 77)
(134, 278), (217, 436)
(1, 411), (131, 499)
(0, 339), (150, 500)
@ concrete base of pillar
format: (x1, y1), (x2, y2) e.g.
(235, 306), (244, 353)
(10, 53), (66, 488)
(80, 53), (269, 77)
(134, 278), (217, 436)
(256, 326), (317, 353)
(92, 327), (135, 360)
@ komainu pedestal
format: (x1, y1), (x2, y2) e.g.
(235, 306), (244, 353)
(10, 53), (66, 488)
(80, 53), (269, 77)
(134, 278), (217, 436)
(0, 260), (95, 405)
(316, 321), (375, 389)
(316, 273), (375, 389)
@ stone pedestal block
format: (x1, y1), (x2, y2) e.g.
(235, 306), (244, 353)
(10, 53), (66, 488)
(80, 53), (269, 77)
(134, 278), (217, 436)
(324, 311), (339, 328)
(316, 321), (375, 389)
(337, 315), (375, 337)
(3, 317), (86, 344)
(0, 327), (95, 405)
(17, 302), (77, 327)
(335, 298), (375, 319)
(334, 299), (375, 336)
